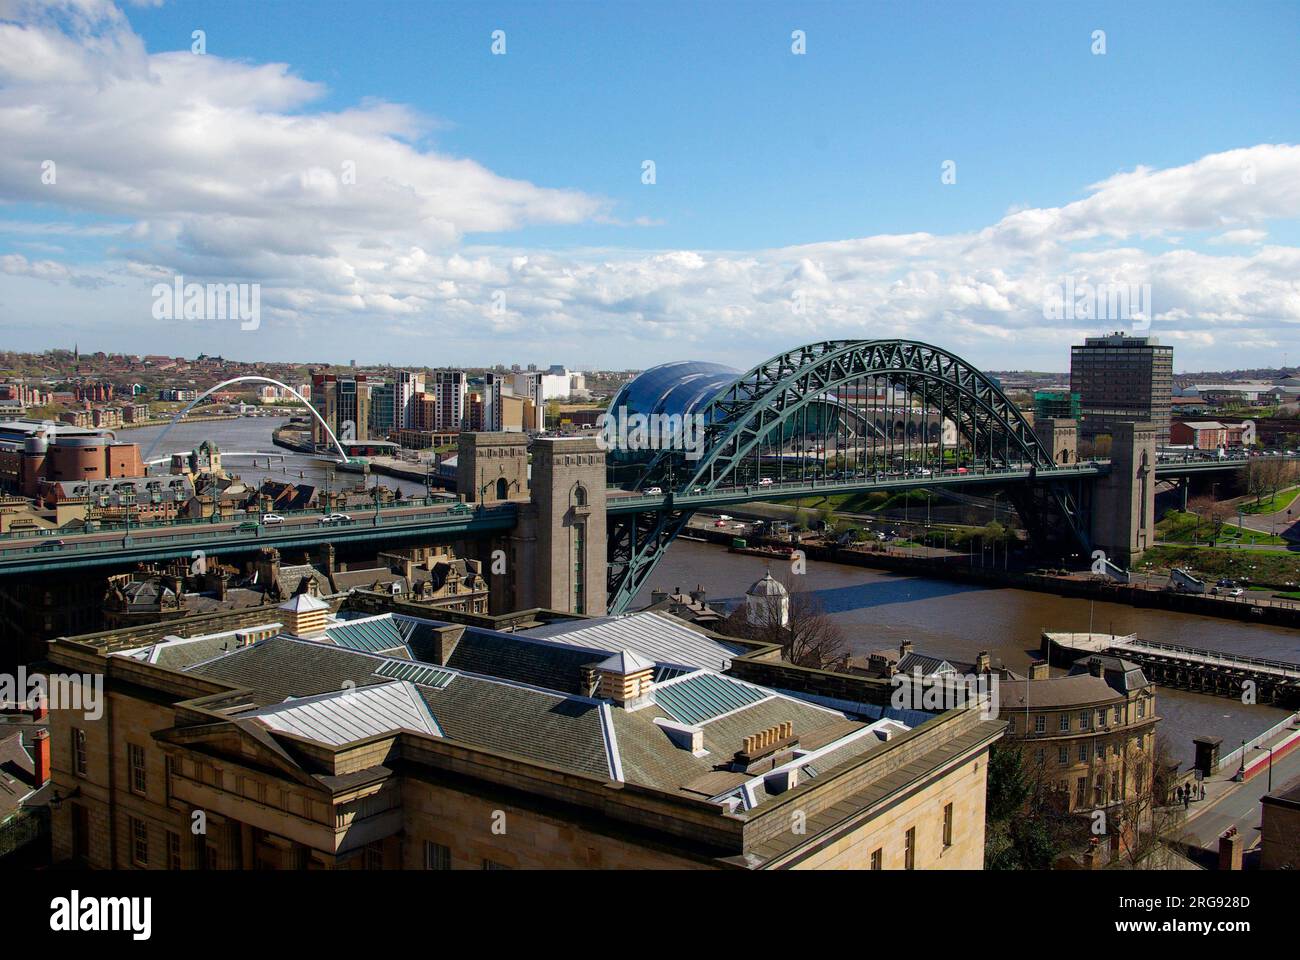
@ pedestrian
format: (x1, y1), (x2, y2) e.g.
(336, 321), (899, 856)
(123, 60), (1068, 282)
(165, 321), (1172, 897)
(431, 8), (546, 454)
(1200, 781), (1206, 801)
(1183, 788), (1190, 810)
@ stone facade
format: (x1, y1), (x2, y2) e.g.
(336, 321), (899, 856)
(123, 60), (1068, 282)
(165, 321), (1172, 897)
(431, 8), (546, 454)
(1089, 421), (1155, 566)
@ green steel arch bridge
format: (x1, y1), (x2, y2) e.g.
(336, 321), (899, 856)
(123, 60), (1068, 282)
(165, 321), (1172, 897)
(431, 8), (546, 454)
(0, 340), (1284, 605)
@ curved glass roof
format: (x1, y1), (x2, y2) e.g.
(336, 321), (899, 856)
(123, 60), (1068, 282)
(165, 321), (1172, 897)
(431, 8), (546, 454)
(608, 360), (739, 423)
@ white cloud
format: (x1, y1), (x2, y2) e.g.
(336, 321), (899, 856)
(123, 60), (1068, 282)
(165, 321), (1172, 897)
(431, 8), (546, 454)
(0, 3), (1297, 370)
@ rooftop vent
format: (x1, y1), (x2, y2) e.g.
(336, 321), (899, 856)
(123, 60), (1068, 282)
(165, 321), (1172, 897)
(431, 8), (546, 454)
(595, 649), (655, 705)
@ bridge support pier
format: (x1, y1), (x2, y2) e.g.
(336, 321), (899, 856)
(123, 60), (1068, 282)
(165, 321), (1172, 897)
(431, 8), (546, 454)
(1090, 421), (1156, 568)
(458, 433), (608, 616)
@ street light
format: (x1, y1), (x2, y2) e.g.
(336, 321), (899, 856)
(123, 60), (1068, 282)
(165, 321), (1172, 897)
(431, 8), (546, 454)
(1254, 744), (1275, 792)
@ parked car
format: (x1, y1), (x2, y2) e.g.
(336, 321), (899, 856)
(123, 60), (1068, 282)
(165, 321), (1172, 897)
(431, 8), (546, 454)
(262, 514), (285, 525)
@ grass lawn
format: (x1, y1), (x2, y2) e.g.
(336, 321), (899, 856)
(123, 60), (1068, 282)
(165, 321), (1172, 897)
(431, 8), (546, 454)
(1156, 510), (1287, 546)
(1239, 487), (1300, 515)
(1140, 544), (1300, 589)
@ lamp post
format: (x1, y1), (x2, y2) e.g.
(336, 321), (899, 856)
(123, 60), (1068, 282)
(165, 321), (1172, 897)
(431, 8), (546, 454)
(1254, 744), (1275, 792)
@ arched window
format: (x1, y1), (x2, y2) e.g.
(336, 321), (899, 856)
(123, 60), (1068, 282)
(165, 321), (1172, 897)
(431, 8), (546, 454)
(495, 477), (509, 500)
(573, 484), (587, 507)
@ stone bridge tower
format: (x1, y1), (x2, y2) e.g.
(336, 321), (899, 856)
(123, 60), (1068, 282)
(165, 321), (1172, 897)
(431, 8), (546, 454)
(1089, 421), (1155, 568)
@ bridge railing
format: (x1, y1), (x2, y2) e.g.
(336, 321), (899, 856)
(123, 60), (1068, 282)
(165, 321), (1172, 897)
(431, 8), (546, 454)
(0, 501), (514, 561)
(1122, 638), (1300, 674)
(0, 494), (466, 544)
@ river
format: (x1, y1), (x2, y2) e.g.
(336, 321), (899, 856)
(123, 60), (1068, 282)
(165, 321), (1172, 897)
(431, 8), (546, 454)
(129, 415), (432, 497)
(128, 416), (1297, 768)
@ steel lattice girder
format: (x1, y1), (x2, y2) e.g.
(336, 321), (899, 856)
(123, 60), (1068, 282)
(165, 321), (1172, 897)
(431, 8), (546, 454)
(607, 339), (1083, 612)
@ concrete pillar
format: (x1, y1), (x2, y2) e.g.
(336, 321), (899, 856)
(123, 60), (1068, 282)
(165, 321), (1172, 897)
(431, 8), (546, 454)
(1032, 418), (1078, 466)
(1089, 421), (1155, 568)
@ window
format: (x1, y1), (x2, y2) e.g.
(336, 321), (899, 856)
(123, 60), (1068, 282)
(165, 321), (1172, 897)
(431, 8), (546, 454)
(573, 523), (586, 615)
(128, 743), (147, 795)
(1035, 748), (1045, 766)
(1078, 742), (1089, 763)
(870, 848), (882, 870)
(1097, 708), (1107, 728)
(72, 728), (87, 777)
(424, 842), (451, 870)
(903, 827), (916, 870)
(166, 831), (181, 870)
(1137, 699), (1146, 719)
(1094, 776), (1105, 805)
(573, 485), (587, 507)
(1059, 714), (1070, 732)
(129, 817), (149, 867)
(1034, 715), (1046, 734)
(1111, 771), (1120, 803)
(1079, 710), (1091, 730)
(942, 803), (954, 848)
(364, 841), (384, 870)
(1058, 746), (1069, 765)
(1113, 706), (1121, 724)
(1075, 777), (1087, 808)
(482, 858), (511, 870)
(1007, 716), (1015, 734)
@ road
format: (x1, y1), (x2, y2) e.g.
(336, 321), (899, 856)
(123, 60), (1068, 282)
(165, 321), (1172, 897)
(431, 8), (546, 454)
(1178, 729), (1300, 852)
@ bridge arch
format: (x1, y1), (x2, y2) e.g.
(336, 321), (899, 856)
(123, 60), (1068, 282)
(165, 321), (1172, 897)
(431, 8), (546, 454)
(142, 376), (348, 464)
(607, 339), (1066, 612)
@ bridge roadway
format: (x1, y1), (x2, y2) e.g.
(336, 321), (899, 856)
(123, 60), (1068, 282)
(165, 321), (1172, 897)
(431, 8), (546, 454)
(0, 500), (517, 574)
(0, 455), (1269, 576)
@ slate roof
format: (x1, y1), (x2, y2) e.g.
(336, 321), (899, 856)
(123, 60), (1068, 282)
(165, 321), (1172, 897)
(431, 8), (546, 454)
(177, 628), (914, 808)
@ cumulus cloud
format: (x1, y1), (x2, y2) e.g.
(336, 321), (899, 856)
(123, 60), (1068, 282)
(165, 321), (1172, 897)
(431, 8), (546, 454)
(0, 2), (1297, 370)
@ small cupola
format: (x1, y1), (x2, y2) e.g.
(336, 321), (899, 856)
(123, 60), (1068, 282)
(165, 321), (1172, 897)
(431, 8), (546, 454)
(594, 649), (655, 705)
(278, 592), (329, 637)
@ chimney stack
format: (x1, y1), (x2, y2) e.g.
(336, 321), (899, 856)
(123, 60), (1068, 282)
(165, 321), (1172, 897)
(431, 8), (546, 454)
(1218, 827), (1243, 871)
(1088, 657), (1104, 677)
(31, 729), (50, 787)
(975, 651), (991, 673)
(899, 640), (913, 659)
(1028, 660), (1050, 680)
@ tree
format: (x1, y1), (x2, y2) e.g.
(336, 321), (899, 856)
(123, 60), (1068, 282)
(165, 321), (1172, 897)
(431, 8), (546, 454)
(720, 579), (849, 670)
(983, 743), (1087, 869)
(1108, 734), (1185, 868)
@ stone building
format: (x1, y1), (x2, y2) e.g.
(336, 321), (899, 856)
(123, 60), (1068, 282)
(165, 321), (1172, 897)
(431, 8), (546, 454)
(997, 655), (1158, 820)
(44, 597), (1003, 870)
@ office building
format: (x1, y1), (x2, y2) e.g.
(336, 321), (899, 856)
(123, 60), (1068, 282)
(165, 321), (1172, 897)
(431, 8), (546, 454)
(1069, 333), (1173, 444)
(45, 597), (1002, 870)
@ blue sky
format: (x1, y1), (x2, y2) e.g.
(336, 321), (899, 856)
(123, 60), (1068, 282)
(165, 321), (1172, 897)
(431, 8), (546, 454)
(0, 0), (1297, 370)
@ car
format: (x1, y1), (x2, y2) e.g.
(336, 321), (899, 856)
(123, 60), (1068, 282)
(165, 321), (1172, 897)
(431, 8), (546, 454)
(758, 477), (774, 486)
(35, 538), (66, 550)
(237, 521), (260, 532)
(717, 515), (732, 522)
(914, 468), (933, 477)
(645, 486), (663, 495)
(1226, 588), (1244, 597)
(714, 519), (728, 527)
(318, 513), (352, 525)
(447, 503), (472, 515)
(1216, 578), (1235, 588)
(955, 467), (969, 474)
(262, 514), (285, 525)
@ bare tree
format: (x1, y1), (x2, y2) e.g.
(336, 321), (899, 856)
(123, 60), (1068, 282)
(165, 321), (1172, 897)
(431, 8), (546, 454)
(722, 579), (849, 670)
(1109, 734), (1184, 868)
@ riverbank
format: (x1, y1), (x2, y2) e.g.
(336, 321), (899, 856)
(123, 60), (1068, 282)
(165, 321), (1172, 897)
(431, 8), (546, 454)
(696, 519), (1300, 629)
(117, 413), (240, 430)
